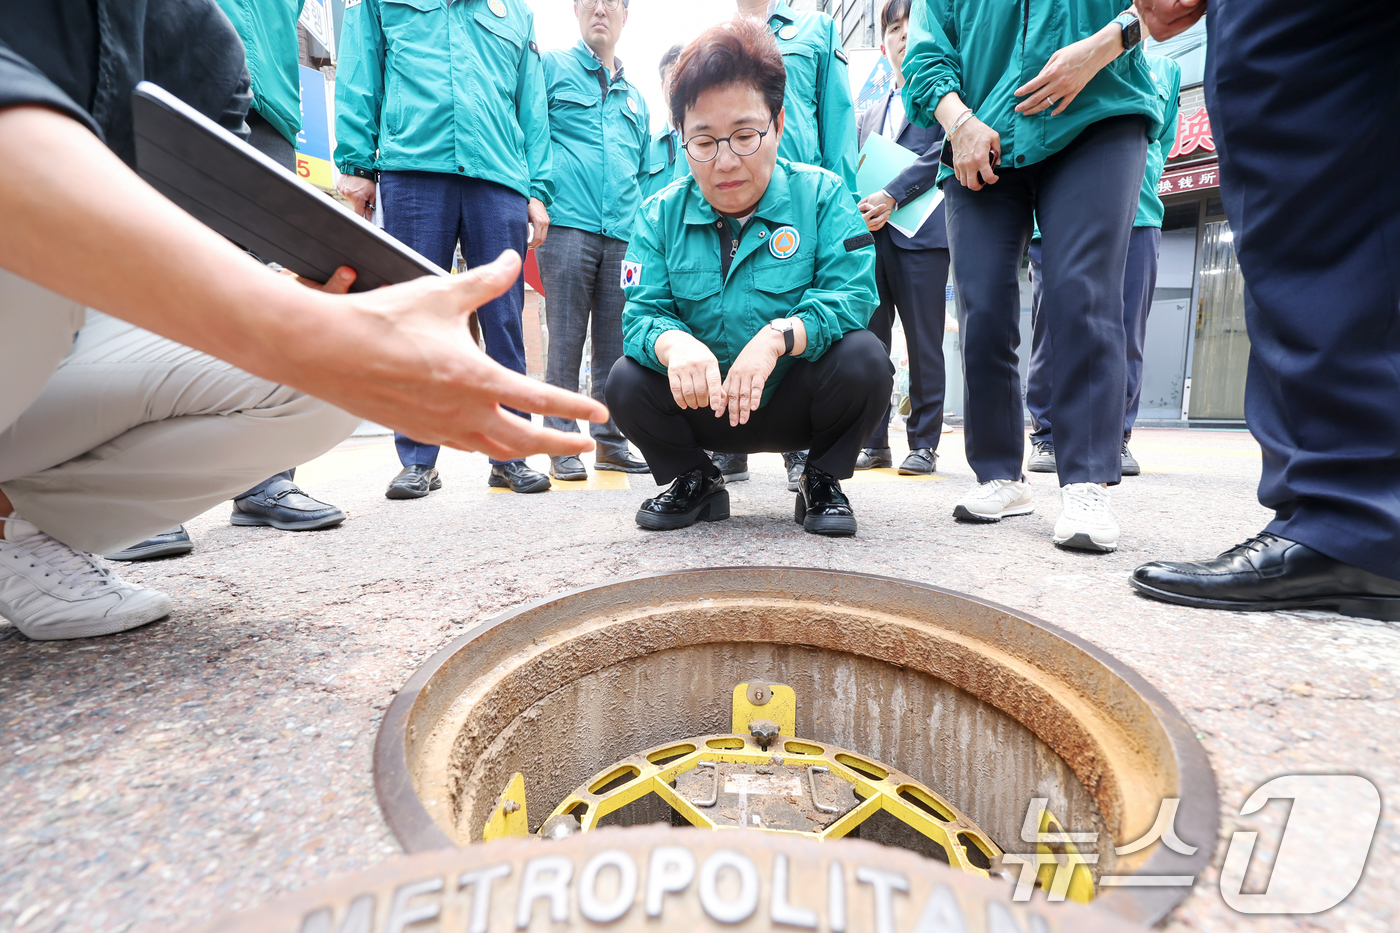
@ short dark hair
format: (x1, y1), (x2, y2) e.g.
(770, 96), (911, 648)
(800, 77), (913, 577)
(658, 43), (683, 80)
(881, 0), (911, 33)
(670, 17), (785, 133)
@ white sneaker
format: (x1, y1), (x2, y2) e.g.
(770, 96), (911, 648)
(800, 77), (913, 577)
(0, 516), (172, 640)
(953, 478), (1034, 522)
(1053, 483), (1120, 552)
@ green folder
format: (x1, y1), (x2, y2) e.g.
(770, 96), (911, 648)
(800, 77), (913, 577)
(856, 132), (942, 239)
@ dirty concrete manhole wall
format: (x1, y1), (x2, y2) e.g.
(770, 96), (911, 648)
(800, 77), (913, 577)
(375, 568), (1217, 926)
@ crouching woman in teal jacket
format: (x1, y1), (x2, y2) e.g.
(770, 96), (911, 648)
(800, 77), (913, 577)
(606, 17), (889, 537)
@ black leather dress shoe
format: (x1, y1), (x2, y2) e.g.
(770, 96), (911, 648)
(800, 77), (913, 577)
(782, 451), (808, 492)
(595, 449), (651, 474)
(105, 526), (193, 561)
(794, 466), (857, 537)
(1132, 532), (1400, 620)
(386, 464), (441, 500)
(489, 461), (551, 493)
(855, 447), (893, 470)
(710, 452), (749, 483)
(232, 478), (346, 530)
(899, 448), (938, 475)
(636, 468), (729, 530)
(550, 455), (588, 481)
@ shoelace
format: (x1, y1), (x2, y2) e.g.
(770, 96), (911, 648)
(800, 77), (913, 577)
(1063, 484), (1112, 517)
(4, 528), (118, 598)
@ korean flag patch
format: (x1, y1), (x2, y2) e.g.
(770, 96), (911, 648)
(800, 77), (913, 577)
(620, 261), (643, 288)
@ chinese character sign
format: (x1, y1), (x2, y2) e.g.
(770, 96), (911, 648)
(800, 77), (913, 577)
(1169, 107), (1215, 159)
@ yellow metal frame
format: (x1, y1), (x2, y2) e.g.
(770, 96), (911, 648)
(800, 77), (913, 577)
(482, 772), (529, 842)
(730, 682), (797, 735)
(542, 733), (1004, 878)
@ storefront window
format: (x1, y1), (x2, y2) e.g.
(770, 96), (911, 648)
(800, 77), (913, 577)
(1189, 221), (1250, 419)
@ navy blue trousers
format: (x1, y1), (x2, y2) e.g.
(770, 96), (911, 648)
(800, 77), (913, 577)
(1026, 225), (1161, 442)
(945, 116), (1147, 485)
(867, 235), (949, 451)
(1206, 0), (1400, 578)
(379, 171), (530, 468)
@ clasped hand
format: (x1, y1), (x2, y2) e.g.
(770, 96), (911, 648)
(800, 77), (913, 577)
(664, 328), (784, 427)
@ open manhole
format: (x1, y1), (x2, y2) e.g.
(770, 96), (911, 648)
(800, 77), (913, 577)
(375, 568), (1217, 926)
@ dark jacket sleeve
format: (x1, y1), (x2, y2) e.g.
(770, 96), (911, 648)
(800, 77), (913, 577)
(0, 41), (102, 137)
(883, 123), (945, 207)
(143, 0), (253, 142)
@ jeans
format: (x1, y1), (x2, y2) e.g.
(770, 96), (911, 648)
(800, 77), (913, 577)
(945, 115), (1147, 486)
(532, 226), (630, 456)
(379, 171), (530, 468)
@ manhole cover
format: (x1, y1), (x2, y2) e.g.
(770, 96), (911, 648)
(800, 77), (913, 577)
(198, 827), (1143, 933)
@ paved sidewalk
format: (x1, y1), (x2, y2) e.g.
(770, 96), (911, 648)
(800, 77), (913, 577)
(1, 428), (1396, 932)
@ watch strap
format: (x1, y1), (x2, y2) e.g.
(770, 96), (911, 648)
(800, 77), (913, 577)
(349, 167), (379, 182)
(1113, 11), (1142, 49)
(770, 320), (795, 356)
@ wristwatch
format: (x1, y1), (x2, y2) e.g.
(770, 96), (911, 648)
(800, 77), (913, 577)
(768, 319), (796, 356)
(348, 167), (379, 182)
(1113, 10), (1142, 49)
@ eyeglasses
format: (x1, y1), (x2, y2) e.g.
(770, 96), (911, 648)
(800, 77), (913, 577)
(682, 118), (774, 163)
(579, 0), (626, 10)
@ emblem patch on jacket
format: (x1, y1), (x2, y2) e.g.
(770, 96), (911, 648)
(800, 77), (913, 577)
(778, 24), (798, 40)
(769, 226), (800, 259)
(620, 261), (643, 287)
(488, 0), (507, 16)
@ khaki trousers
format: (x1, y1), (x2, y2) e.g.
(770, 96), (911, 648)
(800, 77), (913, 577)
(0, 269), (359, 554)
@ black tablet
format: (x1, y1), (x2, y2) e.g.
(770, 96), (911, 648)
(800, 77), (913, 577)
(131, 81), (445, 291)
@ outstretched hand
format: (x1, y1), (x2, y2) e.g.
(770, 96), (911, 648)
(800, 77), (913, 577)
(300, 251), (608, 460)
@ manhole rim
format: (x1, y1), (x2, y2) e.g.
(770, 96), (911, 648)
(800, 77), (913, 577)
(374, 566), (1218, 926)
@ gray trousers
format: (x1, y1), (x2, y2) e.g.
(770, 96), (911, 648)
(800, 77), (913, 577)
(533, 226), (629, 455)
(0, 269), (359, 554)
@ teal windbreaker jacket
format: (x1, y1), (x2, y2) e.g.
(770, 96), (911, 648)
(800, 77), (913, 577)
(902, 0), (1162, 185)
(334, 0), (553, 205)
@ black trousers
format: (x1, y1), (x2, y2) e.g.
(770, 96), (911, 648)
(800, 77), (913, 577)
(868, 236), (949, 450)
(945, 115), (1147, 486)
(606, 331), (893, 486)
(1207, 0), (1400, 579)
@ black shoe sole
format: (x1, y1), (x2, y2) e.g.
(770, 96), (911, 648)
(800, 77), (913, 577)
(594, 462), (652, 474)
(1121, 463), (1141, 476)
(550, 470), (589, 481)
(855, 461), (893, 471)
(794, 494), (857, 537)
(488, 473), (552, 493)
(636, 490), (730, 530)
(230, 511), (346, 531)
(720, 471), (750, 483)
(105, 541), (194, 561)
(1026, 462), (1057, 473)
(386, 475), (441, 499)
(898, 464), (935, 475)
(1131, 578), (1400, 621)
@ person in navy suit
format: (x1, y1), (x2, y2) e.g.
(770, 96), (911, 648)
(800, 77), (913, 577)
(852, 0), (947, 476)
(1131, 0), (1400, 620)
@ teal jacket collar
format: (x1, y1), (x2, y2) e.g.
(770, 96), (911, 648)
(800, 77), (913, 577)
(680, 158), (798, 228)
(769, 1), (794, 25)
(571, 39), (626, 84)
